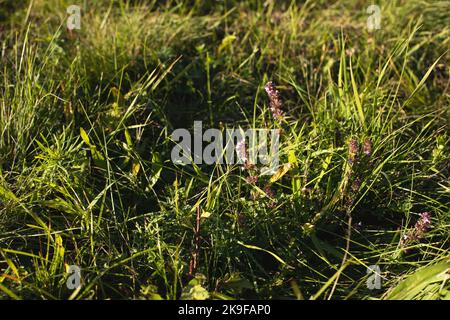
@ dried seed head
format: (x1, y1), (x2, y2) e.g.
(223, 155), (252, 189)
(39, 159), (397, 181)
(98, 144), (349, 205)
(264, 81), (285, 120)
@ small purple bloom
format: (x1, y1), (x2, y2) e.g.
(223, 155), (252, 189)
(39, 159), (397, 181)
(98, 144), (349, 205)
(264, 81), (285, 120)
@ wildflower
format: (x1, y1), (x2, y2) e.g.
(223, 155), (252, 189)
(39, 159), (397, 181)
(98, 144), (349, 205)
(401, 212), (432, 246)
(264, 186), (275, 199)
(264, 186), (277, 208)
(236, 138), (255, 170)
(363, 139), (373, 157)
(236, 139), (248, 164)
(348, 138), (359, 165)
(351, 178), (361, 193)
(264, 81), (285, 120)
(246, 176), (258, 184)
(414, 212), (432, 237)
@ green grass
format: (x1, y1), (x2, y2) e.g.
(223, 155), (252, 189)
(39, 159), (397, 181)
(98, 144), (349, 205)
(0, 0), (449, 300)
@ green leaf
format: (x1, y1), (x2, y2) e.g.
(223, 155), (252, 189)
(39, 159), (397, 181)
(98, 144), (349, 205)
(180, 283), (210, 300)
(79, 127), (91, 146)
(237, 241), (292, 269)
(350, 58), (366, 129)
(384, 260), (450, 300)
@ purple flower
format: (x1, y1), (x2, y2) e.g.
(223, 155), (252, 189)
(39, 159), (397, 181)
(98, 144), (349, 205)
(363, 139), (373, 157)
(264, 81), (285, 120)
(351, 178), (361, 192)
(236, 139), (248, 164)
(246, 176), (258, 184)
(401, 212), (432, 247)
(415, 212), (431, 234)
(348, 138), (359, 165)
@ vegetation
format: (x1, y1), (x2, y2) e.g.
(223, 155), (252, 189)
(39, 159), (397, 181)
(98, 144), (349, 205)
(0, 0), (448, 300)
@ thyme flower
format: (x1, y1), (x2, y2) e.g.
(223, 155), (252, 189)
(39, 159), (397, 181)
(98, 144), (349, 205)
(363, 139), (373, 157)
(348, 138), (359, 165)
(401, 212), (432, 246)
(264, 81), (285, 120)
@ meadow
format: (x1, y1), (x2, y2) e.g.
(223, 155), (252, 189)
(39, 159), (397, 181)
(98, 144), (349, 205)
(0, 0), (449, 300)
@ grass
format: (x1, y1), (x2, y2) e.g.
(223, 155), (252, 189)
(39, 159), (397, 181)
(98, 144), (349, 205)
(0, 0), (449, 300)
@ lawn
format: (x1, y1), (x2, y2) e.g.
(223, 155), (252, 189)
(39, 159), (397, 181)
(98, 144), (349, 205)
(0, 0), (449, 300)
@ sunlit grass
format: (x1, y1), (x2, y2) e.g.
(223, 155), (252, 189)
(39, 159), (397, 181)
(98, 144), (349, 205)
(0, 0), (448, 300)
